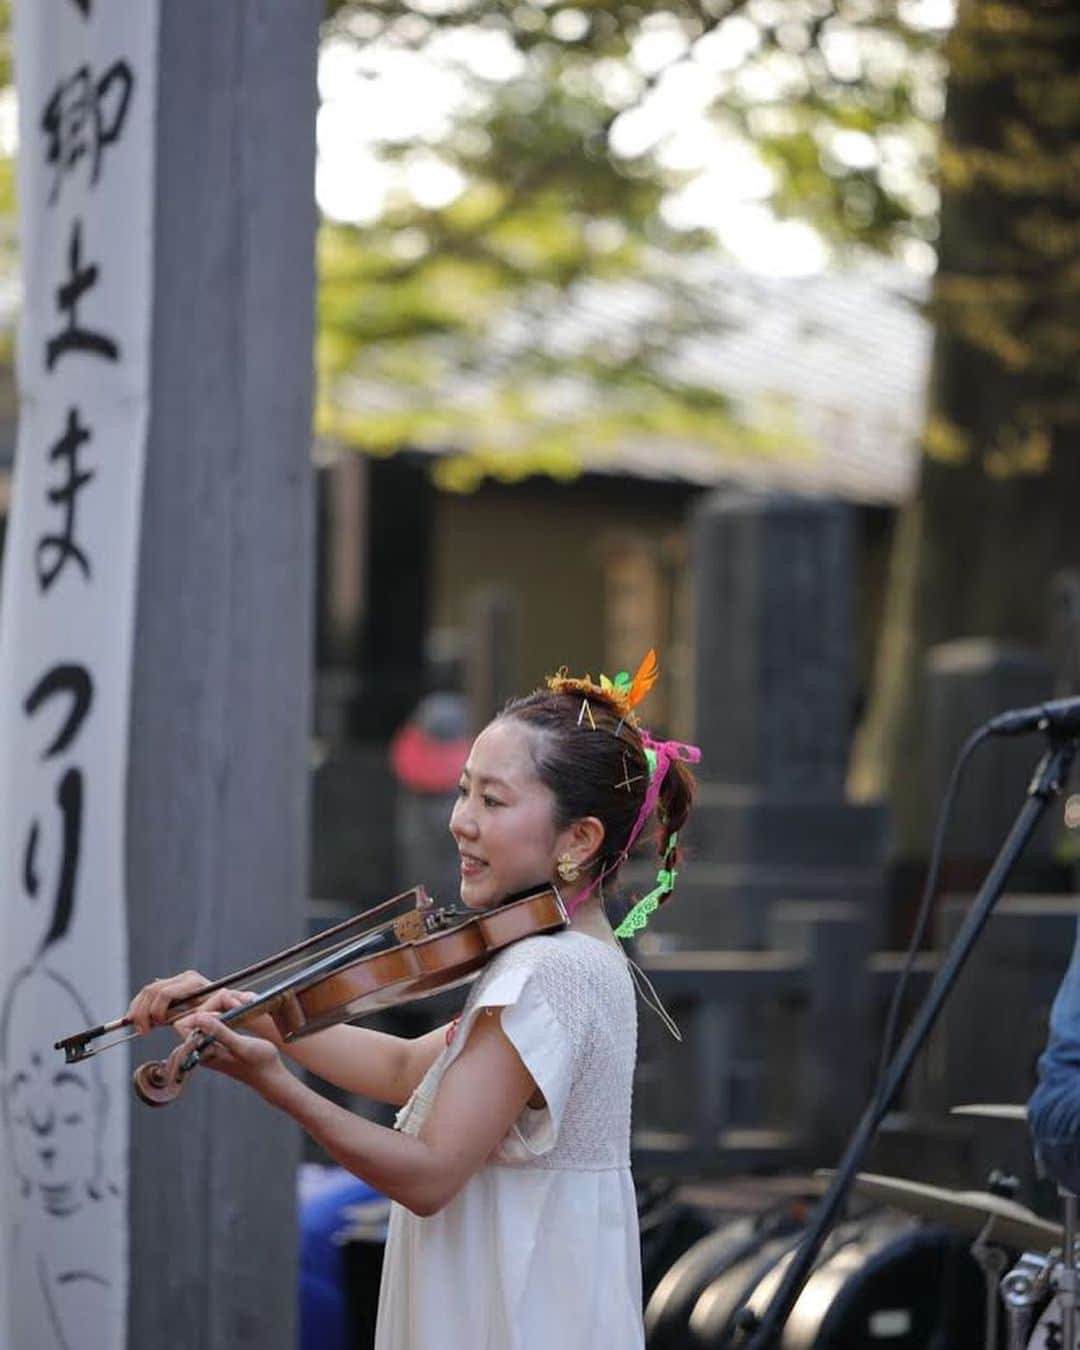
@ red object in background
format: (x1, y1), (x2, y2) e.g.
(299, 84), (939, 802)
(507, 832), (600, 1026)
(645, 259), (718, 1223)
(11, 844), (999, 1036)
(389, 693), (471, 794)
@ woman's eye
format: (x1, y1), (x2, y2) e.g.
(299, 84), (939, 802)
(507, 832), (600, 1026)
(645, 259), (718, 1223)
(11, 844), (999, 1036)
(483, 795), (502, 808)
(456, 783), (468, 797)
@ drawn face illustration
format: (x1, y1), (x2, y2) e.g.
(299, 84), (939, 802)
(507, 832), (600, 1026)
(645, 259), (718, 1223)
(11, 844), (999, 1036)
(1, 967), (106, 1216)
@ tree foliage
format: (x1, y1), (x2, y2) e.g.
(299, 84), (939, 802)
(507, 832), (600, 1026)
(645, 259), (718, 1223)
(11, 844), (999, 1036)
(317, 0), (949, 484)
(851, 0), (1080, 850)
(927, 0), (1080, 470)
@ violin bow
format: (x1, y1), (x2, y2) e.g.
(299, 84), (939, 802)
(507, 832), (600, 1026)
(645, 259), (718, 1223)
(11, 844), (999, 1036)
(55, 885), (430, 1063)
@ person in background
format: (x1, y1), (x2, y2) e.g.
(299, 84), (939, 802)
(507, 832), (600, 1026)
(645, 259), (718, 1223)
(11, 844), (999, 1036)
(1029, 919), (1080, 1194)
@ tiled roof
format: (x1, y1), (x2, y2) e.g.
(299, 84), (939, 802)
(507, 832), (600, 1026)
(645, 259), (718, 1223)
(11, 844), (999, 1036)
(337, 262), (932, 506)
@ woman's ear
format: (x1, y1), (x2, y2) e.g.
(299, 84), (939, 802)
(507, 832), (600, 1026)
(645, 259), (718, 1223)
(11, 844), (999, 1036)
(565, 816), (605, 867)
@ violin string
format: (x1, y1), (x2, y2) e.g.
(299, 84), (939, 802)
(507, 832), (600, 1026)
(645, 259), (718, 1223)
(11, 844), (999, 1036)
(69, 910), (417, 1060)
(152, 885), (430, 1013)
(239, 922), (395, 990)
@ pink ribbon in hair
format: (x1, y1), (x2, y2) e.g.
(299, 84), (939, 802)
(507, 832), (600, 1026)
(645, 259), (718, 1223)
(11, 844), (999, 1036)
(561, 729), (701, 918)
(624, 731), (701, 858)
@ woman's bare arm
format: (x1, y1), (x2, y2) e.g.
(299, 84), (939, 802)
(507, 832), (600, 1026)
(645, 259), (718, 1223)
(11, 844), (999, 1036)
(280, 1020), (451, 1105)
(183, 1005), (535, 1216)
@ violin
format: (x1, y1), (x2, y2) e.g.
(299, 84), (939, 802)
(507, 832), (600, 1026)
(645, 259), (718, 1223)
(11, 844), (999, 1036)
(55, 884), (568, 1108)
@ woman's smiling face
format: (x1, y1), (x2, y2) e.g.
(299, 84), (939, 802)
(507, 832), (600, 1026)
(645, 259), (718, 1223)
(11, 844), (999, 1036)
(449, 719), (563, 909)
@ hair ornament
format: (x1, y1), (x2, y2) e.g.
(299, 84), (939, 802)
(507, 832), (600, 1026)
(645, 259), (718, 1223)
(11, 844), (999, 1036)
(542, 650), (702, 939)
(614, 832), (679, 939)
(576, 698), (597, 730)
(613, 730), (701, 940)
(625, 647), (660, 711)
(547, 648), (661, 725)
(615, 752), (645, 793)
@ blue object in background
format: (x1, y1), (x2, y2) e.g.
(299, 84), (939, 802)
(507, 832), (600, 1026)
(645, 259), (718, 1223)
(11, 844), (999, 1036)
(299, 1164), (389, 1350)
(1029, 917), (1080, 1193)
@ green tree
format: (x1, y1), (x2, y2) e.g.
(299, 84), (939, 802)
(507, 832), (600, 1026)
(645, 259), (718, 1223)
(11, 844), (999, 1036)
(851, 0), (1080, 854)
(317, 0), (947, 486)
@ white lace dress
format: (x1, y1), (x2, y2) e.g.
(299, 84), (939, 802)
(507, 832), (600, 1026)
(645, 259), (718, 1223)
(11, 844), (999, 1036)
(373, 928), (644, 1350)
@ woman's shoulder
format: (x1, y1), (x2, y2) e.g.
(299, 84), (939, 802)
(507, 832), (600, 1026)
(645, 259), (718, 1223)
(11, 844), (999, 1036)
(485, 929), (630, 1002)
(499, 927), (623, 967)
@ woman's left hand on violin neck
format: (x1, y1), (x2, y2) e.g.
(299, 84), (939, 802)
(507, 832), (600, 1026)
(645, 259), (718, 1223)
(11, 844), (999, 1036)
(173, 1005), (293, 1102)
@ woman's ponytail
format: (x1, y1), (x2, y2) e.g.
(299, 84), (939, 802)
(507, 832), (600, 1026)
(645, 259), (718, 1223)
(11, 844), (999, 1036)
(656, 756), (696, 890)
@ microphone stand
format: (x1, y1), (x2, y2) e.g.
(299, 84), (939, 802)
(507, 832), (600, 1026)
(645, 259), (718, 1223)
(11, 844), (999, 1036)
(741, 733), (1077, 1348)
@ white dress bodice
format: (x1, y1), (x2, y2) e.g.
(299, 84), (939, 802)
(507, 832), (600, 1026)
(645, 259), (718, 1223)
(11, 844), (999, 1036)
(374, 928), (645, 1350)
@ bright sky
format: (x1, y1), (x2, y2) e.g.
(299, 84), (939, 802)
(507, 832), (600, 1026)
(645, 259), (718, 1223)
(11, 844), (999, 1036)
(316, 0), (954, 277)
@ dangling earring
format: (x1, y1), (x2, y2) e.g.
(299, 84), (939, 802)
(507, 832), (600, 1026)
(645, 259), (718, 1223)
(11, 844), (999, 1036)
(556, 853), (581, 883)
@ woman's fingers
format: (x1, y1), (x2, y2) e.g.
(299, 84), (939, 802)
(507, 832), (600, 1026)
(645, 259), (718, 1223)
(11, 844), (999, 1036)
(126, 970), (211, 1035)
(182, 1011), (286, 1098)
(170, 989), (257, 1041)
(191, 1013), (250, 1058)
(187, 1012), (271, 1066)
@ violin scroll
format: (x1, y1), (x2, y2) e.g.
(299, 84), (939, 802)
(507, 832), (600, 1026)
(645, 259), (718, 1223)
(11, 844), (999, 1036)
(132, 1037), (205, 1108)
(132, 1059), (183, 1108)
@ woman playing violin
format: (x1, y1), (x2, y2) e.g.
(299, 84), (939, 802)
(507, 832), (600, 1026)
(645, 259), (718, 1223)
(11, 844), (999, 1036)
(126, 657), (699, 1350)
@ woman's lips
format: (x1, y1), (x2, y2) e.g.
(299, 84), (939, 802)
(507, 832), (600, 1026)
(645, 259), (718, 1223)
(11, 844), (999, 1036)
(459, 855), (487, 877)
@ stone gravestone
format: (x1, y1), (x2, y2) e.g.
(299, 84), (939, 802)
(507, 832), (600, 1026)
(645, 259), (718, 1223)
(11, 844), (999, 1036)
(645, 489), (888, 950)
(869, 642), (1066, 1190)
(869, 896), (1079, 1205)
(925, 640), (1060, 890)
(630, 490), (885, 1164)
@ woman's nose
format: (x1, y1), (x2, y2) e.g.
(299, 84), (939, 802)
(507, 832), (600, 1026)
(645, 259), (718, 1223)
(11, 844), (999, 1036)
(450, 797), (477, 838)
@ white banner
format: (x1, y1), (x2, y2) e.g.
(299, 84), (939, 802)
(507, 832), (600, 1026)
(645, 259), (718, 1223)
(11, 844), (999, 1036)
(0, 4), (158, 1348)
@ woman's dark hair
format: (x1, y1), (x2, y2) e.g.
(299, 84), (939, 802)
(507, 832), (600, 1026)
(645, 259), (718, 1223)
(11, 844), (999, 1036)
(497, 686), (696, 896)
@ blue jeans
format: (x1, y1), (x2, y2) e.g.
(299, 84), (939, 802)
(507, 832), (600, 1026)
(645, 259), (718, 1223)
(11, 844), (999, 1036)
(1029, 918), (1080, 1194)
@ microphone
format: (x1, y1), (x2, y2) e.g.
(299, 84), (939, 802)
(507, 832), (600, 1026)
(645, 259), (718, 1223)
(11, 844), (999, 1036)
(987, 696), (1080, 738)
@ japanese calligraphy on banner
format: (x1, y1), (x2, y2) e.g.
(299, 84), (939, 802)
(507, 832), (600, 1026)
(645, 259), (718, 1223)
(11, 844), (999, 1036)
(0, 4), (159, 1348)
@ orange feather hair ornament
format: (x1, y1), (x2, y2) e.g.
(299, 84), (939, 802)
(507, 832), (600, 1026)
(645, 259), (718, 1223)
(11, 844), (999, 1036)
(625, 648), (659, 710)
(546, 648), (660, 723)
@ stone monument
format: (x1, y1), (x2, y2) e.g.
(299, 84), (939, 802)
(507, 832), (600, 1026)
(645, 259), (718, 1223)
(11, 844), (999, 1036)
(638, 489), (889, 949)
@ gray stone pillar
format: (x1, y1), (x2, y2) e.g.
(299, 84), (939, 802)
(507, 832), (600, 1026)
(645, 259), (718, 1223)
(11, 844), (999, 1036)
(125, 5), (318, 1347)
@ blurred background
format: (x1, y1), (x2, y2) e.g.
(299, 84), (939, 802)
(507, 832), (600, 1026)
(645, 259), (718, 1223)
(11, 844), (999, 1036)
(5, 0), (1080, 1345)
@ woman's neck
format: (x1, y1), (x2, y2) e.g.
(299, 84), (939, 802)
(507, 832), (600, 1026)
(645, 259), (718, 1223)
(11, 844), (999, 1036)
(565, 891), (619, 948)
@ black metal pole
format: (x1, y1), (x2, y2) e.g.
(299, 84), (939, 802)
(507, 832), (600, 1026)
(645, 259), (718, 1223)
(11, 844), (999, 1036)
(741, 736), (1077, 1348)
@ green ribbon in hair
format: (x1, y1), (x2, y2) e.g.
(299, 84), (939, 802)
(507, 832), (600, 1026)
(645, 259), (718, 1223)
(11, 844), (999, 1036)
(614, 833), (678, 939)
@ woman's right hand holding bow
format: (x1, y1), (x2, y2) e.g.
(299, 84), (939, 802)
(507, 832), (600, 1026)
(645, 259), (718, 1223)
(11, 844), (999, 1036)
(125, 971), (284, 1048)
